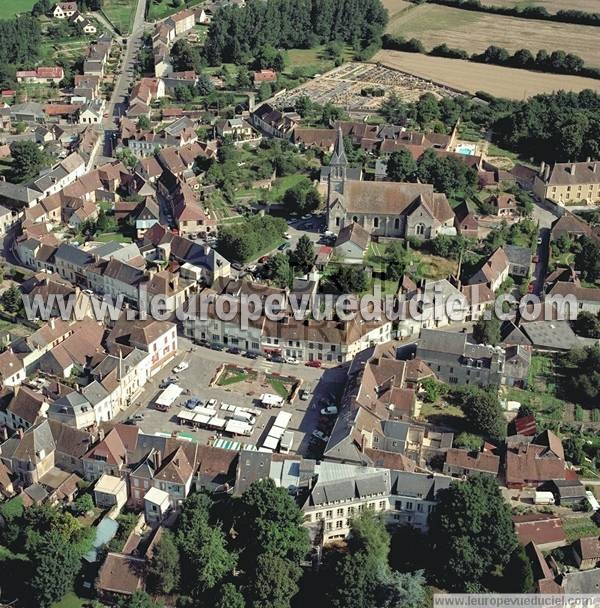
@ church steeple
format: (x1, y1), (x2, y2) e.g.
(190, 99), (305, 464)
(329, 126), (348, 182)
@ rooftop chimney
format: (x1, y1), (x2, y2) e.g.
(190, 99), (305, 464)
(569, 164), (576, 175)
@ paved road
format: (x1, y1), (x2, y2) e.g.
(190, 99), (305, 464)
(90, 0), (148, 165)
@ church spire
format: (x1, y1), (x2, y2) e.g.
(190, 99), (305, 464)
(331, 126), (348, 168)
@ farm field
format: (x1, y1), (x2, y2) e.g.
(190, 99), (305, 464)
(385, 4), (600, 68)
(0, 0), (36, 18)
(103, 0), (136, 33)
(482, 0), (600, 13)
(372, 50), (600, 98)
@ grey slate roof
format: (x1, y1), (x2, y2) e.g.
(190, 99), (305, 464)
(54, 243), (93, 267)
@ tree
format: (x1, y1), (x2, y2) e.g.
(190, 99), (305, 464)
(376, 570), (427, 608)
(28, 530), (82, 608)
(420, 378), (448, 404)
(575, 236), (600, 283)
(574, 311), (600, 338)
(176, 493), (235, 598)
(564, 437), (585, 465)
(1, 286), (22, 314)
(70, 494), (93, 516)
(500, 545), (534, 593)
(565, 345), (600, 404)
(415, 93), (441, 126)
(327, 265), (368, 293)
(266, 253), (292, 288)
(429, 475), (517, 590)
(452, 386), (506, 441)
(246, 553), (302, 608)
(196, 73), (215, 96)
(31, 0), (52, 16)
(236, 479), (309, 569)
(290, 235), (315, 274)
(473, 313), (501, 346)
(137, 115), (151, 130)
(386, 150), (417, 182)
(214, 583), (245, 608)
(453, 432), (484, 451)
(380, 91), (407, 125)
(118, 591), (162, 608)
(10, 140), (47, 182)
(147, 531), (180, 595)
(282, 180), (320, 214)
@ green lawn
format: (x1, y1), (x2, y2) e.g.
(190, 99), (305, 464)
(269, 378), (291, 399)
(103, 0), (136, 34)
(52, 592), (88, 608)
(147, 0), (204, 21)
(218, 370), (248, 386)
(94, 232), (133, 244)
(284, 45), (355, 77)
(562, 516), (600, 543)
(503, 354), (568, 423)
(0, 0), (37, 18)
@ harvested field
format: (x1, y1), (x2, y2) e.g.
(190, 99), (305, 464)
(482, 0), (600, 13)
(386, 4), (600, 68)
(382, 0), (414, 19)
(373, 50), (600, 98)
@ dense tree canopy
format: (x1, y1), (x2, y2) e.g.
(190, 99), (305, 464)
(205, 0), (388, 64)
(217, 215), (287, 262)
(452, 386), (506, 441)
(429, 475), (517, 591)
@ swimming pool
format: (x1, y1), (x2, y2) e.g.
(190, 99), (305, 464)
(455, 143), (476, 155)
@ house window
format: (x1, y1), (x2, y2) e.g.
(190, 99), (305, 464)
(394, 218), (400, 230)
(373, 217), (379, 228)
(335, 217), (340, 226)
(415, 223), (425, 236)
(352, 216), (358, 223)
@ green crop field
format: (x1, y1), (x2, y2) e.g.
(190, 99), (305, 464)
(103, 0), (136, 33)
(0, 0), (37, 19)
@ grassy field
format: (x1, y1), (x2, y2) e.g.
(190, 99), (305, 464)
(372, 50), (600, 98)
(482, 0), (600, 13)
(147, 0), (203, 21)
(52, 592), (87, 608)
(283, 45), (356, 78)
(0, 0), (36, 18)
(385, 4), (600, 68)
(562, 516), (600, 542)
(103, 0), (136, 33)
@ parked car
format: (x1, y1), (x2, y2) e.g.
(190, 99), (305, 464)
(312, 430), (330, 442)
(278, 242), (290, 251)
(244, 351), (259, 359)
(305, 360), (322, 368)
(270, 354), (284, 363)
(232, 262), (243, 271)
(299, 389), (310, 401)
(285, 357), (299, 365)
(227, 346), (241, 355)
(206, 398), (218, 408)
(320, 406), (338, 416)
(210, 344), (224, 351)
(186, 397), (201, 409)
(173, 362), (189, 373)
(159, 377), (176, 389)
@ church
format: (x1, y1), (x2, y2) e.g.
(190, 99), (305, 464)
(326, 128), (455, 240)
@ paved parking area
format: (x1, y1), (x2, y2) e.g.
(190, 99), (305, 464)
(120, 336), (347, 456)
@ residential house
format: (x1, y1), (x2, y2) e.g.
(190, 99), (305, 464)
(505, 430), (566, 489)
(82, 424), (139, 481)
(250, 103), (298, 139)
(107, 316), (177, 377)
(144, 487), (171, 523)
(572, 537), (600, 570)
(0, 350), (26, 387)
(534, 160), (600, 205)
(443, 447), (500, 478)
(52, 2), (77, 18)
(16, 67), (64, 84)
(504, 244), (533, 279)
(0, 386), (49, 432)
(333, 222), (370, 264)
(94, 473), (128, 509)
(513, 513), (567, 550)
(487, 193), (518, 216)
(467, 247), (510, 292)
(79, 99), (105, 124)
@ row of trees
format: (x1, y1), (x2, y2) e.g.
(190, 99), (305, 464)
(0, 15), (41, 67)
(204, 0), (388, 64)
(423, 0), (600, 27)
(383, 33), (598, 80)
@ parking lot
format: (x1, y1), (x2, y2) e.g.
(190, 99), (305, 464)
(120, 336), (347, 457)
